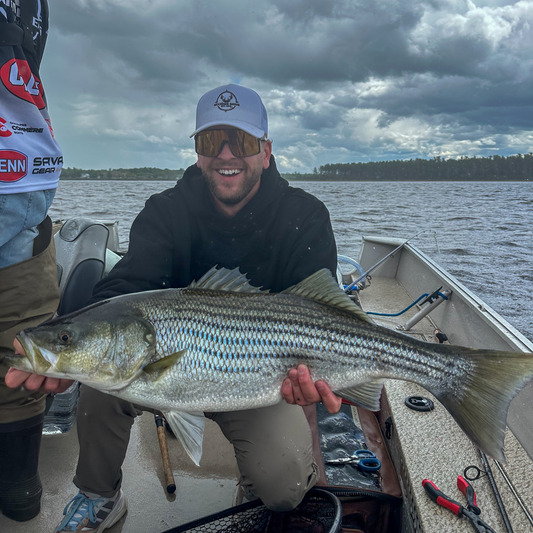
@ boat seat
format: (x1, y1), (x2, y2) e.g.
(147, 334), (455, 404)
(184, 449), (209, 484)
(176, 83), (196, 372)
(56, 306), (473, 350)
(54, 217), (110, 316)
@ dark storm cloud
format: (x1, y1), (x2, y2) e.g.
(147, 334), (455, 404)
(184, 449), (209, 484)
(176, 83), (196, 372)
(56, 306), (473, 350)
(52, 0), (497, 88)
(51, 1), (204, 94)
(359, 73), (533, 130)
(166, 0), (427, 85)
(45, 0), (533, 171)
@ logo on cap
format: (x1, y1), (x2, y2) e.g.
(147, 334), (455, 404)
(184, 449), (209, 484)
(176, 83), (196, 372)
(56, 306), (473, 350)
(214, 91), (240, 112)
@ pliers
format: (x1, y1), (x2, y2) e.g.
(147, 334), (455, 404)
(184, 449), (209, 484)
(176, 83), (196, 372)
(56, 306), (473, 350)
(422, 476), (497, 533)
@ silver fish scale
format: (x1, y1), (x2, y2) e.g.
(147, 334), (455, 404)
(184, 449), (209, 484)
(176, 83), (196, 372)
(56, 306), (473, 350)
(118, 288), (469, 412)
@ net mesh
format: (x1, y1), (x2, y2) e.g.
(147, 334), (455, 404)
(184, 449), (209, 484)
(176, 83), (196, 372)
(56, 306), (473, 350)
(164, 489), (341, 533)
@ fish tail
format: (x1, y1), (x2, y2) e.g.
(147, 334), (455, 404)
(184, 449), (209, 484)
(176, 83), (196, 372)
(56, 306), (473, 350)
(432, 346), (533, 462)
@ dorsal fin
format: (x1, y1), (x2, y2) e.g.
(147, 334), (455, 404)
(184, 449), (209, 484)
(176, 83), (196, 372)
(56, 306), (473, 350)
(281, 269), (374, 324)
(189, 266), (266, 293)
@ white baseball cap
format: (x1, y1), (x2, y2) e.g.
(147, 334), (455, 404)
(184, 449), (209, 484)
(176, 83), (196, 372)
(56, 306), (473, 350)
(190, 84), (268, 139)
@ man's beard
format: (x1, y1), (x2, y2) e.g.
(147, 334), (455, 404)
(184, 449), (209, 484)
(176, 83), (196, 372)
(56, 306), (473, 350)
(203, 167), (262, 206)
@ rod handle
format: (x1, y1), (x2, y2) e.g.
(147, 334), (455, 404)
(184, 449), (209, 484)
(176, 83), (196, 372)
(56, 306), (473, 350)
(155, 415), (176, 494)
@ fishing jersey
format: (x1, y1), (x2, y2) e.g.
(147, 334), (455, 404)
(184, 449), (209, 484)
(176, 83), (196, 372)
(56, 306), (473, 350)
(0, 0), (62, 193)
(89, 156), (338, 303)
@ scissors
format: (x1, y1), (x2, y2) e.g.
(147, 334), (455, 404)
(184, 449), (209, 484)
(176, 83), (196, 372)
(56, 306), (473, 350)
(325, 449), (381, 472)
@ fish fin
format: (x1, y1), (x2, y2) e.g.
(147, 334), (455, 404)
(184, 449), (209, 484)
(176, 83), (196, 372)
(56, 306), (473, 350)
(163, 411), (205, 466)
(143, 350), (187, 378)
(336, 380), (384, 411)
(190, 266), (266, 293)
(282, 269), (373, 324)
(429, 346), (533, 463)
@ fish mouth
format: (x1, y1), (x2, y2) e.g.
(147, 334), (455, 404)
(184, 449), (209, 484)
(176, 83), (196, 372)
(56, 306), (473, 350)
(13, 331), (54, 373)
(3, 349), (34, 372)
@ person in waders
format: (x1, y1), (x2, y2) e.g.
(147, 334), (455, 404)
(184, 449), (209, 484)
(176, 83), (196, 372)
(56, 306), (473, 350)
(0, 0), (68, 523)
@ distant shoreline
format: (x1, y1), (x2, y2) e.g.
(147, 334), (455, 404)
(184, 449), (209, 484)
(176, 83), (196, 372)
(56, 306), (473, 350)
(59, 153), (532, 182)
(59, 177), (532, 182)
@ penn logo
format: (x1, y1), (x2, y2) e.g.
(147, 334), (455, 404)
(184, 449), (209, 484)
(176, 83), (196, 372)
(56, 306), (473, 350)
(0, 150), (28, 182)
(0, 59), (45, 109)
(214, 91), (239, 112)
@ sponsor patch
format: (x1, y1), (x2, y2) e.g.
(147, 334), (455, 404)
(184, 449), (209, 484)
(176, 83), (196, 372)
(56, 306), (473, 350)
(0, 150), (28, 182)
(32, 155), (63, 174)
(0, 117), (12, 137)
(0, 59), (45, 109)
(11, 123), (44, 134)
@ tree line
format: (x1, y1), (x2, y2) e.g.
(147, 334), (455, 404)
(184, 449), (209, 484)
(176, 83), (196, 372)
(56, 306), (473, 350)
(286, 153), (532, 181)
(60, 153), (532, 182)
(60, 167), (185, 180)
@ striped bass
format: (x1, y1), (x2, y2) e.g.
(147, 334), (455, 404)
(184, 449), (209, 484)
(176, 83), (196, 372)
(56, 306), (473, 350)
(6, 267), (533, 465)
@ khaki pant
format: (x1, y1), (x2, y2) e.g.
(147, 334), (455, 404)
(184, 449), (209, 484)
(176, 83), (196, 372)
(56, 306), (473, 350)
(0, 217), (60, 423)
(74, 385), (319, 512)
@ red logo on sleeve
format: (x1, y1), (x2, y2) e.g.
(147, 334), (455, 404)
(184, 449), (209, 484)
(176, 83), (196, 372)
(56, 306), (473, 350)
(0, 117), (12, 137)
(0, 150), (28, 182)
(0, 59), (45, 110)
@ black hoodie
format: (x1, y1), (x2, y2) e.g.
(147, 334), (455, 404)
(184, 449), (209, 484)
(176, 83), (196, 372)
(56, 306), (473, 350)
(89, 156), (337, 303)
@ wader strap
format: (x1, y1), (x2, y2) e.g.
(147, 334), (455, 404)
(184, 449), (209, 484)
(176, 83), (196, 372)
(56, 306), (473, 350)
(0, 0), (42, 82)
(0, 0), (35, 51)
(0, 22), (25, 46)
(19, 0), (36, 52)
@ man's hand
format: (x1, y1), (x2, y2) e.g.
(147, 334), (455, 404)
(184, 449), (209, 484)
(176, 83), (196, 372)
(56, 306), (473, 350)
(5, 339), (74, 394)
(281, 364), (342, 413)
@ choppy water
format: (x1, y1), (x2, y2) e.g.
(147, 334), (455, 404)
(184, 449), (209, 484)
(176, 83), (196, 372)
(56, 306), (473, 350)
(49, 180), (533, 342)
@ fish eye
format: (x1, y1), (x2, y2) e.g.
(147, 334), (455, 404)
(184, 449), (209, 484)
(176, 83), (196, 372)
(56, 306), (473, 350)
(58, 331), (73, 344)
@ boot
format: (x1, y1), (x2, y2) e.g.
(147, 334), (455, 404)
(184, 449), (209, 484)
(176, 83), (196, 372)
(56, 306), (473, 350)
(0, 412), (44, 521)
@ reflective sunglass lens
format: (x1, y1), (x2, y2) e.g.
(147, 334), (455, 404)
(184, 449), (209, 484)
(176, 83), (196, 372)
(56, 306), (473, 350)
(195, 130), (261, 157)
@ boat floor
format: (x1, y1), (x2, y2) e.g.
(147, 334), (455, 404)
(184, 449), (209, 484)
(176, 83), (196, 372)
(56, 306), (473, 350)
(358, 276), (533, 533)
(0, 415), (238, 532)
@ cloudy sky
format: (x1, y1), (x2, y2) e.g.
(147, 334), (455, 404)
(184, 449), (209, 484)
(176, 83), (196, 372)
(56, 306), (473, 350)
(42, 0), (533, 173)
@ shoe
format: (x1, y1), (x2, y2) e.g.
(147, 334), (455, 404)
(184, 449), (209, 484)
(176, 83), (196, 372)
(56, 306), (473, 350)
(54, 490), (127, 532)
(0, 413), (44, 521)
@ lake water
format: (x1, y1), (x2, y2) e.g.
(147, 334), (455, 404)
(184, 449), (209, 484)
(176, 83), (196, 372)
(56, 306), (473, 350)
(49, 180), (533, 342)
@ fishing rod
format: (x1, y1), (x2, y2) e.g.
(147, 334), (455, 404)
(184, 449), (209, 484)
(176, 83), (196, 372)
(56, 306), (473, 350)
(154, 414), (176, 494)
(344, 229), (439, 293)
(493, 460), (533, 530)
(478, 451), (514, 533)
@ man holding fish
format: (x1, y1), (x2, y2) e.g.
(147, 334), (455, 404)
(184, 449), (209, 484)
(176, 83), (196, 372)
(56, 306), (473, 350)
(6, 84), (342, 531)
(8, 83), (533, 533)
